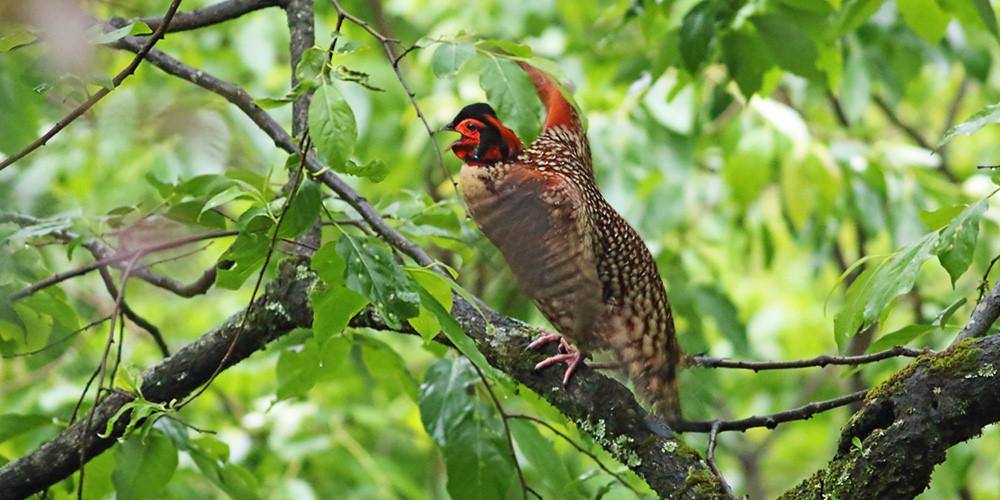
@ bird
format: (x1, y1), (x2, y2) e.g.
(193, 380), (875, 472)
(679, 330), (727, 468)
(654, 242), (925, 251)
(442, 61), (684, 420)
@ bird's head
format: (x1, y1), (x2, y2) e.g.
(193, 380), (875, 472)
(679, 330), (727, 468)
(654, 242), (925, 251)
(442, 103), (523, 166)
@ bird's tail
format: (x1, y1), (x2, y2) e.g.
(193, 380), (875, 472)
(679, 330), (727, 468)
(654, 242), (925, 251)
(611, 317), (685, 421)
(515, 61), (580, 132)
(645, 363), (683, 422)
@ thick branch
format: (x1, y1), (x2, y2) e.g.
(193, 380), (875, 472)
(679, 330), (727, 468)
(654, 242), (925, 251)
(351, 302), (730, 499)
(953, 277), (1000, 344)
(0, 258), (313, 499)
(132, 0), (285, 33)
(780, 335), (1000, 498)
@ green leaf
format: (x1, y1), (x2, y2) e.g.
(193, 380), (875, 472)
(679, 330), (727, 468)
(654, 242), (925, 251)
(919, 205), (967, 230)
(276, 335), (321, 400)
(973, 0), (999, 40)
(419, 356), (514, 500)
(934, 297), (968, 327)
(419, 358), (478, 444)
(679, 1), (718, 74)
(721, 29), (772, 97)
(277, 179), (321, 239)
(216, 231), (269, 289)
(409, 306), (442, 341)
(311, 242), (369, 342)
(442, 416), (514, 500)
(898, 0), (951, 43)
(309, 83), (357, 170)
(868, 324), (936, 353)
(838, 38), (870, 125)
(432, 44), (476, 78)
(837, 0), (889, 34)
(936, 199), (987, 287)
(113, 431), (178, 500)
(341, 159), (390, 182)
(751, 14), (822, 81)
(0, 27), (36, 52)
(0, 63), (41, 157)
(336, 234), (420, 328)
(295, 46), (328, 84)
(190, 442), (262, 500)
(92, 21), (152, 45)
(333, 65), (384, 91)
(474, 39), (534, 58)
(833, 232), (939, 350)
(939, 102), (1000, 148)
(0, 414), (52, 443)
(478, 56), (542, 139)
(417, 286), (496, 376)
(508, 419), (574, 493)
(200, 184), (255, 216)
(255, 80), (317, 109)
(407, 267), (454, 311)
(276, 333), (349, 400)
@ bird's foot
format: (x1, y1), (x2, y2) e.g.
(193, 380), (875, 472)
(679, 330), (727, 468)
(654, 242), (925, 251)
(527, 330), (583, 386)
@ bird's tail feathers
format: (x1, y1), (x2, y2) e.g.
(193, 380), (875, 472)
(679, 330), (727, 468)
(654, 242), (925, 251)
(515, 61), (580, 132)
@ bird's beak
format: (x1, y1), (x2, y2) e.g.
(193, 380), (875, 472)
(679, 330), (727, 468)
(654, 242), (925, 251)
(440, 123), (456, 132)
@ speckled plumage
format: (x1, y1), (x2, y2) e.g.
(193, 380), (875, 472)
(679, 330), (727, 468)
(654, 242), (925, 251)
(453, 64), (683, 419)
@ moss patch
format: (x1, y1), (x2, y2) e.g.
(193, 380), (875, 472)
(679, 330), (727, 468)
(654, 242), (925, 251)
(926, 338), (981, 378)
(684, 470), (728, 498)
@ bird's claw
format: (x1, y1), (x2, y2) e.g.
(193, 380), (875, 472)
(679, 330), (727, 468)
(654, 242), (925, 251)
(527, 330), (582, 386)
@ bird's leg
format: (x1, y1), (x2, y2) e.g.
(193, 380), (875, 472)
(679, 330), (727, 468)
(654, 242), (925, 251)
(527, 330), (584, 386)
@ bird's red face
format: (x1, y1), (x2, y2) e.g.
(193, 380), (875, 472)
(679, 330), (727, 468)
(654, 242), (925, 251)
(443, 103), (523, 166)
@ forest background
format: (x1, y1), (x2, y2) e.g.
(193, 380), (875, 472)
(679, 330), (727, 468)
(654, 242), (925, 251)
(3, 0), (1000, 498)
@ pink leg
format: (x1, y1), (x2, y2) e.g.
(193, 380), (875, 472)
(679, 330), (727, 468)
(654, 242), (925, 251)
(526, 331), (584, 386)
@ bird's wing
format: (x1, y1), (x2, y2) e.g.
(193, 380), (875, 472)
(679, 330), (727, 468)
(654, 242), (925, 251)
(467, 165), (605, 346)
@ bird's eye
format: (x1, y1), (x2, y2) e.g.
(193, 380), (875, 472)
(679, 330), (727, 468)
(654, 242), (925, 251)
(467, 123), (478, 131)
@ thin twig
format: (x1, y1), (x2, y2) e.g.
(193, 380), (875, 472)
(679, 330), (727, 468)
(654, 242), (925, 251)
(2, 316), (111, 358)
(9, 230), (238, 302)
(693, 346), (930, 371)
(98, 267), (170, 357)
(978, 254), (1000, 302)
(0, 0), (184, 172)
(79, 254), (140, 499)
(327, 0), (460, 202)
(0, 211), (223, 298)
(953, 276), (1000, 345)
(674, 389), (869, 433)
(469, 363), (537, 500)
(506, 413), (640, 494)
(706, 421), (736, 498)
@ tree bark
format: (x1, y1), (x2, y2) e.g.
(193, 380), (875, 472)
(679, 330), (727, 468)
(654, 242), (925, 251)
(781, 336), (1000, 499)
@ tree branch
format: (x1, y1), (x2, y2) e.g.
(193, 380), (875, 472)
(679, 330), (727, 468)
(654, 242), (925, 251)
(0, 211), (223, 299)
(675, 390), (869, 433)
(108, 35), (441, 272)
(780, 335), (1000, 498)
(953, 277), (1000, 345)
(0, 258), (314, 499)
(693, 346), (930, 371)
(131, 0), (286, 33)
(97, 267), (170, 357)
(0, 0), (184, 172)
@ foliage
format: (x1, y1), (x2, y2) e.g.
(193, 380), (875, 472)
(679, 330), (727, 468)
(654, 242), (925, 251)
(3, 0), (1000, 498)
